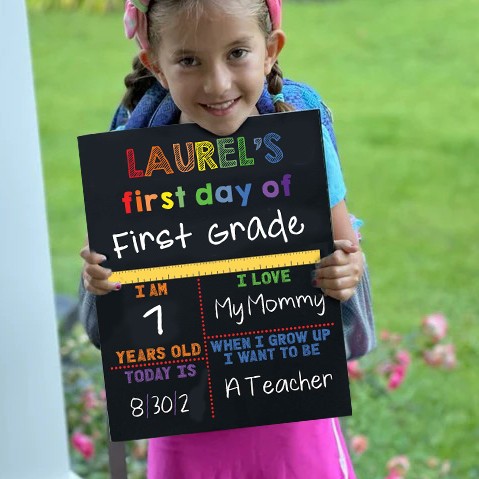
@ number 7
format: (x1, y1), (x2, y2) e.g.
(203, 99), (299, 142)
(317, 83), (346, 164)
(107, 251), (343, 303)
(143, 305), (163, 335)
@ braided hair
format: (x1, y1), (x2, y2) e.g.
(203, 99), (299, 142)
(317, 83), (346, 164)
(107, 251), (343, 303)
(266, 61), (294, 112)
(121, 55), (156, 112)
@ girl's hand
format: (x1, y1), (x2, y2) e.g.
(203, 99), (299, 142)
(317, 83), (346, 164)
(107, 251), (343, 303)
(312, 239), (364, 302)
(80, 240), (121, 295)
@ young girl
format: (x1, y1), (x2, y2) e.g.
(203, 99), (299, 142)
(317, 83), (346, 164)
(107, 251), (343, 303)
(80, 1), (374, 477)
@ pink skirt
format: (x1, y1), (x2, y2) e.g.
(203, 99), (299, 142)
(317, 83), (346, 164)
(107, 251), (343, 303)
(147, 418), (356, 479)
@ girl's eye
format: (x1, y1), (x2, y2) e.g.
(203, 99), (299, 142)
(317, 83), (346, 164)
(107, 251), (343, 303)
(179, 57), (198, 67)
(229, 48), (248, 60)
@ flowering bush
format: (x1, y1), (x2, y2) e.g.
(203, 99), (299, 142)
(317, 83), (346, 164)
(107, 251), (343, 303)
(61, 323), (147, 478)
(62, 312), (458, 478)
(346, 312), (457, 478)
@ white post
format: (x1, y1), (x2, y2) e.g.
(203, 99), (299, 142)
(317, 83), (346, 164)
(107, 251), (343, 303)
(0, 2), (79, 478)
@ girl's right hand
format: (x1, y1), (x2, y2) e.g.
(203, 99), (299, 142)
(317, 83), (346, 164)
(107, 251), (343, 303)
(80, 239), (121, 295)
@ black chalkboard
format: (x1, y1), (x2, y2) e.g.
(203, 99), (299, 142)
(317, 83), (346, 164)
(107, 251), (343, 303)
(78, 110), (352, 442)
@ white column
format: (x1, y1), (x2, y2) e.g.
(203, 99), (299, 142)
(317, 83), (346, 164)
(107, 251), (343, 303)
(0, 2), (79, 478)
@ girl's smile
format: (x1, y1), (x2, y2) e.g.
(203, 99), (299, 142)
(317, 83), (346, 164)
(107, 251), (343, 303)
(141, 6), (283, 136)
(201, 97), (240, 116)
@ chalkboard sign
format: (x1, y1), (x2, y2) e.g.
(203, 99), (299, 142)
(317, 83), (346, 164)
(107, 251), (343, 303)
(78, 110), (352, 442)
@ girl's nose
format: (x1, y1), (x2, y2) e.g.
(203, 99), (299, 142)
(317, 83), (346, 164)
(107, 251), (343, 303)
(203, 63), (231, 96)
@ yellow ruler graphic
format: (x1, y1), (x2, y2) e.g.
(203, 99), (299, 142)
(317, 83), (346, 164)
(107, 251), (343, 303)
(109, 249), (321, 285)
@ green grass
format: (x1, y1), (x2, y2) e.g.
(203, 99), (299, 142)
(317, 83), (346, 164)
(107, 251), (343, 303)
(29, 1), (479, 477)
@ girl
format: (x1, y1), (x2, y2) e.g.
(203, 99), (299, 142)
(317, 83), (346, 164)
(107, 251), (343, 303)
(80, 1), (374, 477)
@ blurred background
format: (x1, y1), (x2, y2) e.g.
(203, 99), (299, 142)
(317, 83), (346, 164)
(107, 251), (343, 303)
(27, 0), (478, 477)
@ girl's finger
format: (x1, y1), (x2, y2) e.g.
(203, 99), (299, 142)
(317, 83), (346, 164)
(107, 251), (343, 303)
(314, 264), (352, 280)
(84, 274), (121, 295)
(85, 283), (115, 296)
(334, 239), (359, 254)
(314, 275), (359, 292)
(80, 245), (107, 265)
(317, 249), (349, 268)
(89, 279), (121, 293)
(84, 263), (112, 280)
(85, 283), (110, 296)
(320, 287), (356, 302)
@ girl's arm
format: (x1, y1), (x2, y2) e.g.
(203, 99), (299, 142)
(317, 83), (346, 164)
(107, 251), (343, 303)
(314, 200), (375, 359)
(331, 200), (359, 245)
(313, 200), (364, 302)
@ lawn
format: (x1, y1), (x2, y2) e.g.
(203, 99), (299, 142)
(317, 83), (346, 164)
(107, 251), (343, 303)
(29, 0), (479, 477)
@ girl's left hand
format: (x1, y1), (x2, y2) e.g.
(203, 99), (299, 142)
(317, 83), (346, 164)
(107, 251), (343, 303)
(312, 239), (364, 302)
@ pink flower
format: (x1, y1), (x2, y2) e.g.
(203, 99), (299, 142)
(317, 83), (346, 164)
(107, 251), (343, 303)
(82, 388), (98, 410)
(441, 345), (457, 369)
(351, 434), (368, 455)
(99, 389), (107, 401)
(387, 364), (407, 390)
(347, 360), (364, 380)
(385, 473), (403, 479)
(423, 344), (457, 369)
(423, 346), (442, 366)
(387, 455), (410, 475)
(380, 330), (391, 341)
(422, 313), (448, 342)
(396, 350), (411, 367)
(71, 432), (95, 461)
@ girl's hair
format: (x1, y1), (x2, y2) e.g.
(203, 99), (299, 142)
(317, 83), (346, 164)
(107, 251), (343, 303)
(122, 55), (156, 111)
(121, 0), (294, 113)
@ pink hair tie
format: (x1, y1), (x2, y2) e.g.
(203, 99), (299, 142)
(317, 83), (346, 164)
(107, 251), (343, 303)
(124, 0), (151, 49)
(123, 0), (282, 50)
(266, 0), (282, 29)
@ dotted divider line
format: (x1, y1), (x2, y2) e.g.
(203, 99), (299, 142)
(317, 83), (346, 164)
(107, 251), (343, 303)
(110, 356), (205, 371)
(197, 277), (215, 419)
(206, 323), (335, 340)
(109, 323), (335, 370)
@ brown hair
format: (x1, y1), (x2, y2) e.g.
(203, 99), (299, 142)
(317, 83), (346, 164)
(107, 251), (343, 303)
(122, 55), (156, 111)
(121, 0), (294, 113)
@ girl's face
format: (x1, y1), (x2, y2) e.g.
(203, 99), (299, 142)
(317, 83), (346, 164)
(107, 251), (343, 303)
(142, 6), (284, 136)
